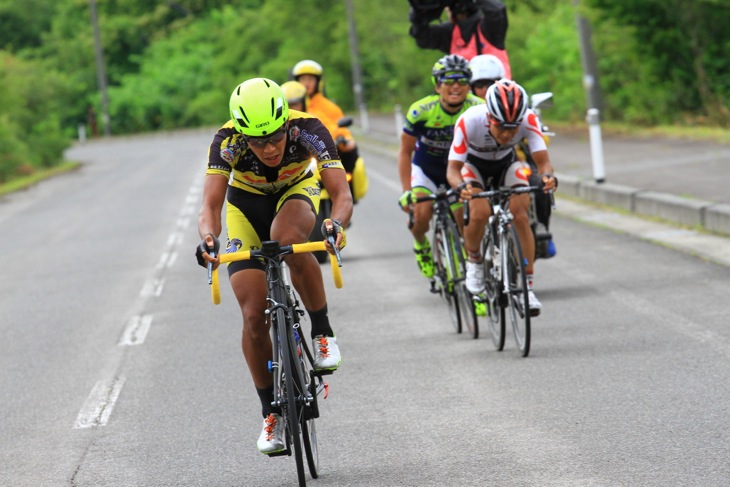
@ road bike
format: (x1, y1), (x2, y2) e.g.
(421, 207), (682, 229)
(465, 184), (541, 357)
(410, 186), (478, 339)
(208, 240), (343, 486)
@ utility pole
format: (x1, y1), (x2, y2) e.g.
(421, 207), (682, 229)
(574, 0), (605, 183)
(574, 0), (602, 112)
(90, 0), (111, 136)
(345, 0), (369, 132)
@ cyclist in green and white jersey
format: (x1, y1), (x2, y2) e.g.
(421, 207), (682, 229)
(398, 54), (484, 280)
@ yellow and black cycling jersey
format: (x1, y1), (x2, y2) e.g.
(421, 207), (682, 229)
(206, 109), (344, 195)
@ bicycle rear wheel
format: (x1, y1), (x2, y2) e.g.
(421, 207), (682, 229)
(482, 226), (505, 350)
(446, 218), (478, 339)
(433, 223), (462, 333)
(504, 224), (531, 357)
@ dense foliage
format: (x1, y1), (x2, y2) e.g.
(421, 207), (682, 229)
(0, 0), (728, 182)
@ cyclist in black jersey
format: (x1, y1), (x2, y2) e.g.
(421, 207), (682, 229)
(195, 78), (352, 455)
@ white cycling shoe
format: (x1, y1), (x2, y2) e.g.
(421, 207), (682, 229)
(257, 413), (285, 455)
(313, 335), (341, 371)
(528, 290), (542, 317)
(465, 261), (485, 294)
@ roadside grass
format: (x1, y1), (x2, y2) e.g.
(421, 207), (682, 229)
(0, 161), (81, 197)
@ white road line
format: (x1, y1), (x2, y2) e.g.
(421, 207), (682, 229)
(118, 315), (153, 346)
(140, 278), (164, 297)
(73, 376), (126, 429)
(167, 232), (182, 246)
(177, 217), (191, 229)
(156, 251), (178, 269)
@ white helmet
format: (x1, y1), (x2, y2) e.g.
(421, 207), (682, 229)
(468, 54), (505, 84)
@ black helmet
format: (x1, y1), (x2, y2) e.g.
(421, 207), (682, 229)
(431, 54), (471, 85)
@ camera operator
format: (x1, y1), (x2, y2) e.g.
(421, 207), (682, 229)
(408, 0), (511, 78)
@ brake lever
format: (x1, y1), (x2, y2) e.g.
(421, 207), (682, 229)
(327, 234), (343, 267)
(207, 251), (216, 285)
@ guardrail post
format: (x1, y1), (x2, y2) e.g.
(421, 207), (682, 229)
(78, 123), (87, 144)
(359, 103), (370, 134)
(394, 104), (404, 140)
(586, 108), (606, 183)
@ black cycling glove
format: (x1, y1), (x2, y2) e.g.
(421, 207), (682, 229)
(321, 219), (347, 249)
(195, 234), (220, 267)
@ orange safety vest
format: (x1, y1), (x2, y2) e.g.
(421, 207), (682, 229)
(307, 92), (352, 141)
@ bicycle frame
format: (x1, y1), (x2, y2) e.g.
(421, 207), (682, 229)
(466, 184), (540, 356)
(410, 186), (478, 338)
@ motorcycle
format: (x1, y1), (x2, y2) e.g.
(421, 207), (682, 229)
(308, 117), (368, 263)
(516, 92), (556, 260)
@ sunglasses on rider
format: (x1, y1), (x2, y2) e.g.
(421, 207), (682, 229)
(245, 126), (287, 148)
(472, 79), (497, 89)
(440, 76), (469, 86)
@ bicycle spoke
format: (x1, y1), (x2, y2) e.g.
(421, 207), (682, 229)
(482, 228), (505, 350)
(504, 225), (531, 357)
(448, 219), (478, 339)
(434, 225), (462, 333)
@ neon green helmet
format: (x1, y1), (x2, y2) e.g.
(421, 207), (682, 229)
(229, 78), (289, 137)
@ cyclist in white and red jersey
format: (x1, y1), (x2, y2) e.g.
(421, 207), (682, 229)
(446, 79), (557, 315)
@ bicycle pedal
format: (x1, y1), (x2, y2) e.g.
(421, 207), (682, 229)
(265, 449), (290, 458)
(314, 369), (334, 377)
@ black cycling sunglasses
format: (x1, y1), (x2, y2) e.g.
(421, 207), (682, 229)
(472, 79), (497, 89)
(440, 76), (469, 86)
(245, 126), (287, 148)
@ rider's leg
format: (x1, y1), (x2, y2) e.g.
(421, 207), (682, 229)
(510, 193), (535, 274)
(273, 197), (341, 369)
(463, 197), (489, 261)
(410, 190), (435, 278)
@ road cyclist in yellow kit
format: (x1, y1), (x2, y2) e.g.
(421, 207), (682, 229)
(195, 78), (352, 455)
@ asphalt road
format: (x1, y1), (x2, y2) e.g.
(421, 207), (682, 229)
(1, 129), (729, 486)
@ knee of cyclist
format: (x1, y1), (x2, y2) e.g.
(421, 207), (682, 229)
(512, 210), (530, 226)
(242, 310), (269, 336)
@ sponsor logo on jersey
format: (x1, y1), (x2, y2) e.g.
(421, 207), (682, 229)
(226, 238), (243, 253)
(220, 147), (235, 163)
(299, 129), (326, 154)
(303, 185), (321, 197)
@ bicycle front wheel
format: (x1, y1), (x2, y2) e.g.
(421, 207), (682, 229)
(446, 218), (478, 339)
(482, 226), (505, 351)
(271, 277), (308, 486)
(299, 359), (319, 478)
(504, 224), (531, 357)
(433, 223), (462, 333)
(281, 324), (308, 486)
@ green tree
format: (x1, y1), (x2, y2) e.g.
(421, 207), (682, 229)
(588, 0), (730, 125)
